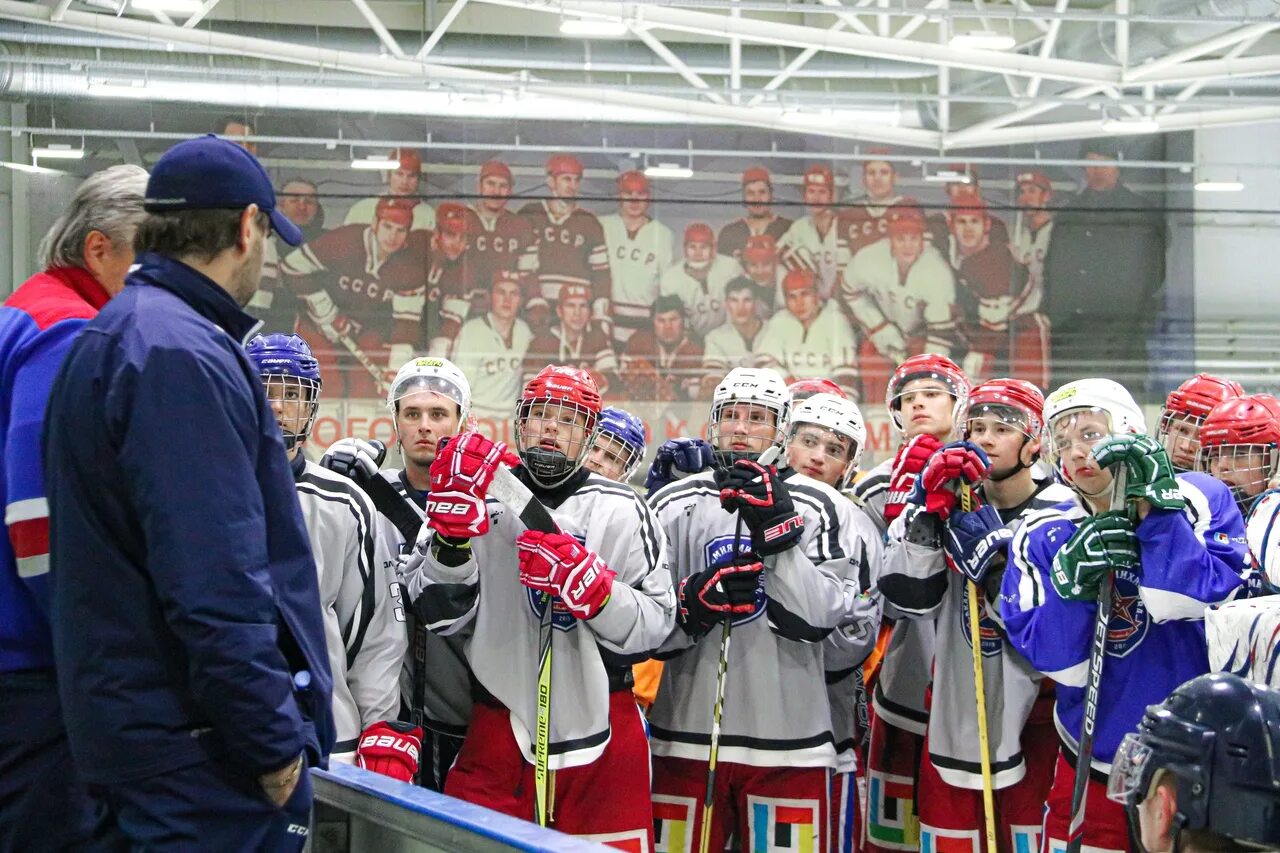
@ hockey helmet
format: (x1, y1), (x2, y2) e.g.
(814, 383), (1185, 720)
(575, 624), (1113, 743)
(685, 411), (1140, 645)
(789, 392), (867, 488)
(246, 332), (321, 451)
(708, 367), (791, 468)
(1197, 394), (1280, 512)
(515, 365), (603, 488)
(1108, 672), (1280, 851)
(788, 377), (848, 403)
(589, 406), (648, 483)
(386, 356), (472, 428)
(1159, 373), (1245, 471)
(965, 378), (1045, 442)
(886, 353), (971, 435)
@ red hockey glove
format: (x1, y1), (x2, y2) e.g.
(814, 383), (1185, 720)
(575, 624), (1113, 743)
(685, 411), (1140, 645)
(427, 432), (519, 539)
(356, 720), (422, 783)
(884, 434), (943, 522)
(917, 441), (992, 520)
(516, 530), (616, 620)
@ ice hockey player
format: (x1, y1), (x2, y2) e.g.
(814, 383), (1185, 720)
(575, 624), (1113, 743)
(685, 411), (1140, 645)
(784, 391), (884, 853)
(701, 276), (767, 395)
(659, 222), (741, 339)
(647, 367), (868, 853)
(717, 166), (793, 261)
(838, 148), (903, 259)
(523, 282), (619, 395)
(1156, 373), (1245, 472)
(1002, 378), (1250, 853)
(1196, 394), (1280, 517)
(777, 164), (845, 299)
(854, 353), (970, 853)
(755, 268), (859, 398)
(878, 379), (1071, 853)
(344, 147), (435, 232)
(600, 170), (675, 346)
(423, 201), (480, 356)
(1107, 672), (1280, 853)
(321, 356), (476, 791)
(401, 366), (675, 846)
(789, 377), (848, 403)
(464, 159), (539, 297)
(247, 333), (408, 776)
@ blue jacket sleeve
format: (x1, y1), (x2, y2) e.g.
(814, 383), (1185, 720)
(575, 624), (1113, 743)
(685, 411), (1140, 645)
(111, 346), (306, 776)
(1134, 473), (1249, 623)
(999, 511), (1096, 687)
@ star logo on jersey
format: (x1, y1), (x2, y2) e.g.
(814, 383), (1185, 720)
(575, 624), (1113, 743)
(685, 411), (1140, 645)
(960, 585), (1004, 658)
(1105, 569), (1149, 657)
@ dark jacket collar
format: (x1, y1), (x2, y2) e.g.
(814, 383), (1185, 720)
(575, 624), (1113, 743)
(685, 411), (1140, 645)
(516, 464), (590, 509)
(127, 252), (263, 345)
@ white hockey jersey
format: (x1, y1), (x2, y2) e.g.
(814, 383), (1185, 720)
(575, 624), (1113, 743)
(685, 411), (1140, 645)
(600, 214), (676, 340)
(344, 196), (436, 232)
(777, 214), (847, 301)
(401, 469), (675, 770)
(451, 314), (533, 420)
(659, 255), (742, 339)
(293, 457), (404, 761)
(878, 478), (1074, 789)
(754, 301), (858, 392)
(842, 239), (960, 358)
(1009, 215), (1052, 316)
(702, 320), (764, 375)
(647, 470), (870, 768)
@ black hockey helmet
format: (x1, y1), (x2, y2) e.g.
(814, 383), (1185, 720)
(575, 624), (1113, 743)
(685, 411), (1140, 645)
(1108, 672), (1280, 850)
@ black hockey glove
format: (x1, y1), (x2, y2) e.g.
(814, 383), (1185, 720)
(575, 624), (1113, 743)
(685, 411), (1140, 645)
(714, 460), (805, 557)
(676, 558), (765, 638)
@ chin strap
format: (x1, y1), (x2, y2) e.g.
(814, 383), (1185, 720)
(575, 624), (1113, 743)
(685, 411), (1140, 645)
(988, 436), (1035, 483)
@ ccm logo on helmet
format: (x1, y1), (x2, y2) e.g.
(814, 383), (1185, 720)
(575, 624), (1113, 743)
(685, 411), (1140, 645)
(426, 499), (472, 516)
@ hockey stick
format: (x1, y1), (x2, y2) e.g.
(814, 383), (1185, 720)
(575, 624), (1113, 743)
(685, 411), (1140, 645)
(1065, 467), (1128, 853)
(960, 484), (999, 853)
(333, 329), (392, 395)
(487, 464), (559, 828)
(698, 445), (781, 853)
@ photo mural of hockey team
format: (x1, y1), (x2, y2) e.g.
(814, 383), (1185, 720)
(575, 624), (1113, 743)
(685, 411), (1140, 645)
(249, 135), (1169, 463)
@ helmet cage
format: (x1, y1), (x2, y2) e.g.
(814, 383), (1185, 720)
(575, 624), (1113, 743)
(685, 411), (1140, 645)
(1157, 408), (1206, 470)
(260, 372), (321, 451)
(709, 398), (788, 469)
(515, 395), (600, 488)
(590, 431), (645, 483)
(1196, 443), (1279, 512)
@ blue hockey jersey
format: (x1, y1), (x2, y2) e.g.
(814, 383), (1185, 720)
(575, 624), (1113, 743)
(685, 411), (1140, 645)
(1000, 471), (1249, 774)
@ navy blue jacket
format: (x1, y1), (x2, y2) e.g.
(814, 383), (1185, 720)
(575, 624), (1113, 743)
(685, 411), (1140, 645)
(44, 253), (334, 785)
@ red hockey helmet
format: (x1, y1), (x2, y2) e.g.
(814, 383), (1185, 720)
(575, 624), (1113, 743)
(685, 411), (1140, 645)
(1159, 373), (1245, 470)
(886, 200), (926, 236)
(1016, 171), (1053, 194)
(479, 159), (512, 184)
(515, 366), (603, 487)
(947, 189), (988, 222)
(1197, 394), (1280, 511)
(965, 378), (1045, 441)
(742, 234), (778, 265)
(684, 222), (715, 247)
(546, 152), (584, 177)
(803, 163), (834, 190)
(886, 353), (971, 435)
(617, 170), (651, 196)
(788, 377), (848, 403)
(742, 165), (771, 187)
(375, 196), (415, 228)
(390, 147), (422, 173)
(434, 202), (468, 236)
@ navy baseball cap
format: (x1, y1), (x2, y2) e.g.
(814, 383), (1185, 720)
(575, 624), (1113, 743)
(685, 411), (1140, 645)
(144, 134), (304, 246)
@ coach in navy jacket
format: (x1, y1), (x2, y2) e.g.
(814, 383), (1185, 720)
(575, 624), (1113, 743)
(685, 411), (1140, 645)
(44, 135), (333, 851)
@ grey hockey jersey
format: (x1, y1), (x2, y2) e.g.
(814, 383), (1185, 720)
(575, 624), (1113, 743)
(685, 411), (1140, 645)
(401, 469), (674, 770)
(878, 478), (1073, 789)
(294, 457), (405, 760)
(647, 469), (866, 769)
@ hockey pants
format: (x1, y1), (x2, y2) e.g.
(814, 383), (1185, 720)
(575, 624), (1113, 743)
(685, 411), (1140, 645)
(863, 710), (924, 853)
(1040, 749), (1130, 853)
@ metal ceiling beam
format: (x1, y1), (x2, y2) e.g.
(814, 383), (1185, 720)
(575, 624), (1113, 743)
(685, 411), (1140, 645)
(1157, 32), (1267, 116)
(1122, 20), (1280, 82)
(349, 0), (406, 59)
(629, 24), (729, 105)
(1026, 0), (1068, 99)
(894, 0), (947, 40)
(729, 0), (740, 104)
(415, 0), (470, 60)
(50, 0), (74, 22)
(816, 0), (875, 37)
(1135, 54), (1280, 86)
(951, 104), (1280, 149)
(182, 0), (223, 29)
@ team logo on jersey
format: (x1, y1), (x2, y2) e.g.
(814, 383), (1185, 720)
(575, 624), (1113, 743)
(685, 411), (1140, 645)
(527, 533), (587, 632)
(703, 534), (766, 624)
(746, 795), (819, 853)
(1106, 569), (1149, 657)
(960, 588), (1004, 658)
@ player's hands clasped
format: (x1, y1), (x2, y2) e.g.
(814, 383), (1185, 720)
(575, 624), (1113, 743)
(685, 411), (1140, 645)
(426, 432), (519, 539)
(944, 503), (1013, 584)
(1092, 434), (1185, 512)
(913, 441), (992, 520)
(714, 460), (805, 556)
(320, 437), (387, 483)
(516, 530), (616, 620)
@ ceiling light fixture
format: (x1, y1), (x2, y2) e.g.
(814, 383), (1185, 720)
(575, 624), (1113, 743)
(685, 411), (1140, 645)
(644, 163), (693, 179)
(559, 18), (629, 37)
(131, 0), (203, 11)
(924, 168), (972, 184)
(350, 154), (399, 170)
(1101, 116), (1160, 134)
(32, 144), (85, 160)
(1, 161), (62, 174)
(949, 31), (1017, 50)
(1194, 179), (1245, 192)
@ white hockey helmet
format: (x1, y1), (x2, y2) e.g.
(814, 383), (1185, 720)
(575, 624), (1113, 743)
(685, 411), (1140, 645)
(708, 367), (791, 467)
(386, 356), (473, 427)
(789, 392), (867, 488)
(1044, 378), (1145, 478)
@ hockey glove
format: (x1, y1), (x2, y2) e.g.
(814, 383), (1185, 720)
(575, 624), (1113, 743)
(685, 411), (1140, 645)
(884, 434), (943, 523)
(516, 530), (616, 620)
(944, 503), (1012, 585)
(1050, 511), (1140, 601)
(912, 441), (992, 520)
(320, 437), (387, 484)
(356, 720), (422, 783)
(714, 460), (805, 556)
(427, 432), (520, 539)
(867, 321), (907, 365)
(676, 558), (765, 638)
(1092, 434), (1186, 512)
(644, 437), (715, 497)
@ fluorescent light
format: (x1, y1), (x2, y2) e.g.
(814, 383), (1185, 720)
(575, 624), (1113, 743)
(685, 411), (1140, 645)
(1, 161), (61, 174)
(644, 163), (693, 179)
(131, 0), (202, 11)
(949, 31), (1017, 50)
(560, 18), (628, 37)
(1101, 116), (1160, 134)
(1194, 180), (1245, 192)
(32, 145), (85, 160)
(351, 155), (400, 170)
(780, 106), (902, 128)
(88, 77), (147, 96)
(924, 169), (972, 184)
(781, 108), (841, 127)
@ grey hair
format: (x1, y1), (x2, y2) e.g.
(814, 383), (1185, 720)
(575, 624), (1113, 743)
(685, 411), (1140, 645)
(37, 164), (149, 270)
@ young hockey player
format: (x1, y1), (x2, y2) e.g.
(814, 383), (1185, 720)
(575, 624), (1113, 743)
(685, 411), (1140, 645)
(878, 379), (1071, 853)
(246, 334), (408, 773)
(647, 367), (871, 853)
(585, 405), (648, 485)
(1002, 378), (1250, 852)
(402, 366), (674, 847)
(784, 391), (884, 853)
(854, 353), (970, 853)
(1156, 373), (1245, 472)
(600, 170), (675, 346)
(321, 356), (476, 791)
(777, 164), (845, 299)
(1197, 394), (1280, 517)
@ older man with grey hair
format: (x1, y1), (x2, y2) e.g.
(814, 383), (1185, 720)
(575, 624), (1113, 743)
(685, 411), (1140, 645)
(0, 162), (147, 853)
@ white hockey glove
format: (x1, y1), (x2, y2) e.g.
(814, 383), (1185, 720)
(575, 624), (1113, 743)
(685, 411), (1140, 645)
(320, 437), (387, 482)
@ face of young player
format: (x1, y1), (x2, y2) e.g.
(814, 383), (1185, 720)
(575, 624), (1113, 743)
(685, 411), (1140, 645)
(374, 218), (410, 256)
(968, 416), (1036, 479)
(863, 161), (895, 201)
(584, 433), (633, 482)
(558, 296), (591, 335)
(745, 256), (777, 285)
(437, 229), (467, 261)
(491, 278), (521, 322)
(1050, 410), (1114, 496)
(898, 379), (955, 440)
(520, 401), (589, 458)
(715, 402), (778, 456)
(653, 310), (685, 346)
(785, 286), (821, 324)
(478, 174), (511, 213)
(620, 190), (650, 219)
(1017, 183), (1051, 210)
(890, 230), (925, 267)
(1206, 448), (1272, 501)
(951, 212), (989, 253)
(388, 166), (419, 196)
(743, 180), (773, 218)
(1083, 155), (1121, 193)
(787, 424), (853, 486)
(804, 183), (832, 215)
(685, 239), (713, 269)
(1161, 416), (1202, 471)
(725, 288), (757, 327)
(262, 375), (311, 457)
(396, 389), (462, 469)
(279, 182), (319, 227)
(547, 173), (581, 202)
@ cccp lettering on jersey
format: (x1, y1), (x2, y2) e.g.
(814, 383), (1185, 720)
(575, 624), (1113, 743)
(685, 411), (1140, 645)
(543, 226), (587, 249)
(482, 356), (523, 377)
(614, 245), (658, 266)
(473, 234), (520, 255)
(338, 275), (397, 303)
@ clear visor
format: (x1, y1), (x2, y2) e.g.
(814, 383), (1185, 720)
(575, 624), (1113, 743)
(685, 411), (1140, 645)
(709, 399), (787, 458)
(586, 431), (645, 483)
(966, 403), (1038, 442)
(788, 422), (857, 464)
(261, 373), (320, 449)
(888, 375), (961, 435)
(1107, 733), (1155, 806)
(1047, 407), (1114, 469)
(390, 374), (466, 413)
(1196, 443), (1278, 508)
